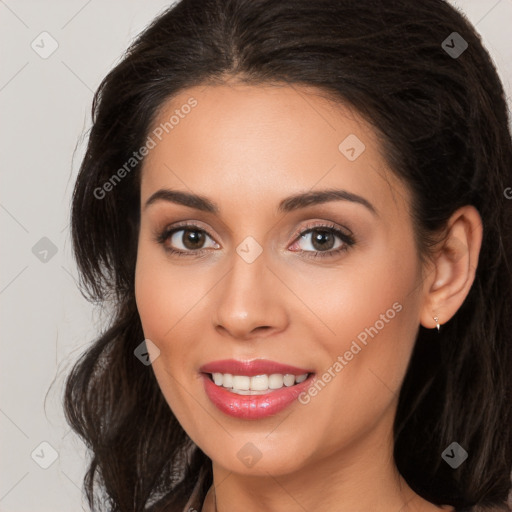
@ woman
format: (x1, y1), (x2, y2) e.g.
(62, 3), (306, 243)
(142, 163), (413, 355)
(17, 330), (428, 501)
(64, 0), (512, 511)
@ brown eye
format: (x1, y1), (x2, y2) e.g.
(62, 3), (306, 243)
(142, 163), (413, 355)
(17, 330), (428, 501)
(180, 229), (206, 250)
(157, 225), (220, 255)
(296, 228), (351, 253)
(307, 229), (336, 251)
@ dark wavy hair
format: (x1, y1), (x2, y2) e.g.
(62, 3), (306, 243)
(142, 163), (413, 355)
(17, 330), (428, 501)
(64, 0), (512, 510)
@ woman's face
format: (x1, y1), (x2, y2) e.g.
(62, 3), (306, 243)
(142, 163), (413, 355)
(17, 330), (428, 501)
(135, 83), (427, 477)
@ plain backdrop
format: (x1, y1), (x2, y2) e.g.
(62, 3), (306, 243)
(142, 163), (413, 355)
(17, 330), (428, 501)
(0, 1), (511, 510)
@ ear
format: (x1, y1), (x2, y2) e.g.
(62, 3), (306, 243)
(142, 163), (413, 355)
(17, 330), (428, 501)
(419, 205), (483, 330)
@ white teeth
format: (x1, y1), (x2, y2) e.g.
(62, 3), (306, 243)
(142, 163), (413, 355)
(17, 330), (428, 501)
(250, 375), (269, 391)
(268, 373), (284, 389)
(210, 372), (309, 394)
(222, 373), (233, 388)
(232, 375), (250, 390)
(283, 374), (295, 387)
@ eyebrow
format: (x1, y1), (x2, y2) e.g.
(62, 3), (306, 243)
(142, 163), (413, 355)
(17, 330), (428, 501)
(144, 188), (377, 216)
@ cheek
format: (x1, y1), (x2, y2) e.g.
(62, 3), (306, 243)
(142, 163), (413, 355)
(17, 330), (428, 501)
(297, 244), (422, 437)
(134, 244), (193, 392)
(332, 253), (420, 380)
(292, 236), (420, 359)
(134, 238), (216, 412)
(134, 246), (203, 430)
(135, 239), (207, 345)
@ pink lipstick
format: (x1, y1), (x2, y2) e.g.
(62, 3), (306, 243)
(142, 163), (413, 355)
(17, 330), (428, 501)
(200, 359), (315, 420)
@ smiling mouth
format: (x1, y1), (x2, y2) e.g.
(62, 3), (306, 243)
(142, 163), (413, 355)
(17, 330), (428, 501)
(206, 372), (312, 395)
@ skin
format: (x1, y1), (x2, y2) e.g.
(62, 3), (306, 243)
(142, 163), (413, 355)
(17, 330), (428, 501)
(134, 82), (482, 512)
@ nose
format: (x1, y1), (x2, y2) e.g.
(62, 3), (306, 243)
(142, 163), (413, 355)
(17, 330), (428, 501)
(212, 247), (289, 341)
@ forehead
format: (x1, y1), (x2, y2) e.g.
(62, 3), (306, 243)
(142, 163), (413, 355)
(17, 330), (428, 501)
(140, 83), (408, 218)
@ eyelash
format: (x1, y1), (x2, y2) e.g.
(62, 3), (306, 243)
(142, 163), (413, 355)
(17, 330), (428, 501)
(154, 221), (355, 259)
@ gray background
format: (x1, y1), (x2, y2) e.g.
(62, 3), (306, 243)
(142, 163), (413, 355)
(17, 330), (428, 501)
(1, 1), (511, 510)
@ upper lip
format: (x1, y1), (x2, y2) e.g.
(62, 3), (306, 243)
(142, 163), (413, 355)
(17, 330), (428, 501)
(199, 359), (313, 377)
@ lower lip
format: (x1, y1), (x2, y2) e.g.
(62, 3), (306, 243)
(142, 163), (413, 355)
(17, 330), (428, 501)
(201, 373), (314, 420)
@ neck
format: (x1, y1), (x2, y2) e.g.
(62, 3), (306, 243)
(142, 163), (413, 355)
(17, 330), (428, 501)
(202, 412), (453, 512)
